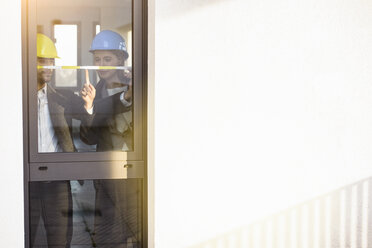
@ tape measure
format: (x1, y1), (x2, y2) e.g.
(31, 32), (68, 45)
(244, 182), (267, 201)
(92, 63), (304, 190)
(37, 66), (131, 70)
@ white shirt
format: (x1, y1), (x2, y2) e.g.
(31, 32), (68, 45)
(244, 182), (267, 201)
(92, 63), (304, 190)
(38, 85), (60, 153)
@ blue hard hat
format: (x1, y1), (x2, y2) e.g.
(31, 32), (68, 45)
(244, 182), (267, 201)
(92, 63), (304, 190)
(90, 30), (129, 59)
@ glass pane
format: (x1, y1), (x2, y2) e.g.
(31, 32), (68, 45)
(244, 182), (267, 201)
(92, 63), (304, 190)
(30, 179), (142, 247)
(54, 25), (78, 87)
(36, 0), (133, 153)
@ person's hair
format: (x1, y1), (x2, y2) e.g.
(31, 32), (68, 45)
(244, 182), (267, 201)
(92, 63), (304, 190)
(109, 50), (129, 83)
(111, 50), (127, 65)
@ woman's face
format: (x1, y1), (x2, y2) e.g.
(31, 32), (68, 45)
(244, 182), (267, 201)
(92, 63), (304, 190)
(93, 50), (123, 82)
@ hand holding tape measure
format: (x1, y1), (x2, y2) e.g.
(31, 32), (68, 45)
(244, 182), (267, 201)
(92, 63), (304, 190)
(81, 69), (96, 110)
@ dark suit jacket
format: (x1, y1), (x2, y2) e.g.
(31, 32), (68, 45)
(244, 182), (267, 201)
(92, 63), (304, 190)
(79, 80), (132, 151)
(47, 84), (86, 152)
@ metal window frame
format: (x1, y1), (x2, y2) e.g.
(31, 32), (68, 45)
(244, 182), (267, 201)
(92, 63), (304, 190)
(22, 0), (149, 247)
(25, 0), (145, 179)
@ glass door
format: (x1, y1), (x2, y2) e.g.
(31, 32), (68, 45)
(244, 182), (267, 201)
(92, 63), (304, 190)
(24, 0), (146, 247)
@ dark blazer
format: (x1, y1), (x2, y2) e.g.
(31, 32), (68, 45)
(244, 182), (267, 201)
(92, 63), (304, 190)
(31, 85), (86, 247)
(47, 84), (86, 152)
(79, 80), (132, 151)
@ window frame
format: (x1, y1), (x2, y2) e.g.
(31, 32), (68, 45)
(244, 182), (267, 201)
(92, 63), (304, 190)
(24, 0), (145, 175)
(22, 0), (149, 247)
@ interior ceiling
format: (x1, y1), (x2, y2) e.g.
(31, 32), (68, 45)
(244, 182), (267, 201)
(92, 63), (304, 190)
(37, 0), (131, 8)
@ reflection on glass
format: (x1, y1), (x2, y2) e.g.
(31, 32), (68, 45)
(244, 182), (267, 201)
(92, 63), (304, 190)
(30, 179), (142, 247)
(37, 0), (133, 153)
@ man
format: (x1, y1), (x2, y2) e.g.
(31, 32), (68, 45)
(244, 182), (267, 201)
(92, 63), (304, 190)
(30, 33), (88, 247)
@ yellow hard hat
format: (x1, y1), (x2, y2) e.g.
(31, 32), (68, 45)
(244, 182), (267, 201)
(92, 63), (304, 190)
(37, 33), (60, 59)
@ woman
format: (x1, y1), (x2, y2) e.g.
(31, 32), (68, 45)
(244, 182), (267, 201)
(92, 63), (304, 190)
(81, 30), (133, 151)
(80, 30), (139, 248)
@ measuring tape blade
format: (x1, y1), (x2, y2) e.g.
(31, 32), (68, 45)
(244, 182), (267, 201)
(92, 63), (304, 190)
(37, 65), (130, 70)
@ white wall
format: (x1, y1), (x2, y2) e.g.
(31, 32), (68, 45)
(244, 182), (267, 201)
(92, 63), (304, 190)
(154, 0), (372, 247)
(0, 0), (24, 247)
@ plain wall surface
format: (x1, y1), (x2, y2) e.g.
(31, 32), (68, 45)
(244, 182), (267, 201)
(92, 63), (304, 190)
(154, 0), (372, 247)
(0, 0), (24, 247)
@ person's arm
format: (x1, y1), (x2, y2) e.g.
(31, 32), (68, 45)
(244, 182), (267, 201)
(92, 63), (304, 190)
(94, 91), (131, 115)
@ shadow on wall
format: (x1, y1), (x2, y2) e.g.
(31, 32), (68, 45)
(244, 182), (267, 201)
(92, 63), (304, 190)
(157, 0), (230, 18)
(188, 176), (372, 248)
